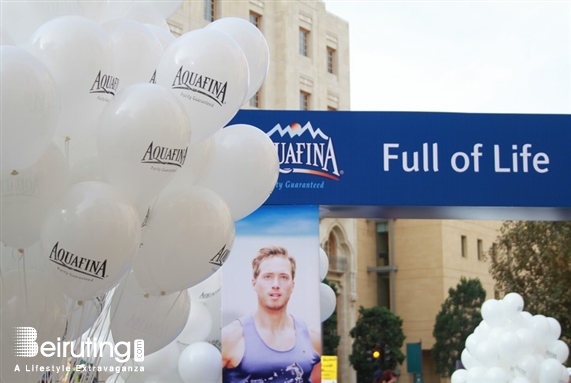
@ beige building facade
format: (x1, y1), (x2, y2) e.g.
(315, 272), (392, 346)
(170, 2), (501, 383)
(320, 218), (502, 383)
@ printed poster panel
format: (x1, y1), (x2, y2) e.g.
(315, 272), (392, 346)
(222, 205), (322, 383)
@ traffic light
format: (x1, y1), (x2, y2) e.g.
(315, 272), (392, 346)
(372, 343), (381, 360)
(382, 342), (392, 367)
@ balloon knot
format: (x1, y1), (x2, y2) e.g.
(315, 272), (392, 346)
(77, 300), (83, 306)
(11, 170), (19, 176)
(65, 136), (71, 142)
(160, 291), (166, 296)
(143, 293), (149, 298)
(18, 248), (24, 254)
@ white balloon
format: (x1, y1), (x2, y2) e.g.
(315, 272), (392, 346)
(319, 247), (329, 281)
(156, 28), (249, 146)
(1, 144), (70, 249)
(497, 331), (522, 362)
(40, 181), (141, 300)
(143, 0), (183, 19)
(97, 83), (191, 209)
(116, 2), (170, 30)
(482, 299), (507, 327)
(187, 268), (222, 303)
(546, 317), (562, 342)
(530, 315), (552, 342)
(168, 136), (215, 189)
(201, 288), (222, 351)
(502, 292), (525, 319)
(451, 369), (468, 383)
(539, 358), (564, 383)
(467, 365), (488, 382)
(178, 342), (222, 383)
(138, 341), (181, 377)
(102, 19), (163, 89)
(0, 27), (15, 45)
(146, 24), (176, 51)
(100, 0), (136, 24)
(198, 124), (279, 221)
(30, 16), (115, 140)
(110, 273), (190, 356)
(485, 366), (511, 383)
(474, 340), (500, 368)
(466, 333), (482, 354)
(1, 46), (60, 171)
(206, 17), (270, 103)
(319, 283), (337, 322)
(176, 301), (213, 348)
(2, 0), (106, 45)
(544, 340), (569, 364)
(510, 377), (532, 383)
(516, 327), (536, 357)
(106, 374), (126, 383)
(133, 185), (235, 295)
(461, 348), (481, 370)
(514, 354), (539, 380)
(63, 294), (106, 342)
(1, 270), (68, 383)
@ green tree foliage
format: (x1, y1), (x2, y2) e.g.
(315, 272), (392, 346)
(349, 306), (405, 383)
(487, 221), (571, 354)
(322, 278), (341, 355)
(431, 277), (486, 377)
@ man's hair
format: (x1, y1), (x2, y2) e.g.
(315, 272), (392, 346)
(380, 370), (396, 382)
(252, 246), (296, 280)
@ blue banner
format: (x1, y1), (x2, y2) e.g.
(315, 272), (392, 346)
(229, 110), (571, 219)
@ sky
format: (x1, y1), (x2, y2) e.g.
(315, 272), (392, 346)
(323, 1), (571, 115)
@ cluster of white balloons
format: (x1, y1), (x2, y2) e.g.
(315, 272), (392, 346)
(1, 1), (276, 382)
(452, 293), (570, 383)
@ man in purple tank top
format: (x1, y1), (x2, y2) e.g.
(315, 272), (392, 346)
(222, 246), (322, 383)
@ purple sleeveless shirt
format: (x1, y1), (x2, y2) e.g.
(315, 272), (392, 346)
(223, 315), (321, 383)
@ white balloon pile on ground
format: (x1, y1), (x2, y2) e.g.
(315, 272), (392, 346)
(453, 293), (570, 383)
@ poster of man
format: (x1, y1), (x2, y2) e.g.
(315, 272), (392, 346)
(221, 205), (322, 383)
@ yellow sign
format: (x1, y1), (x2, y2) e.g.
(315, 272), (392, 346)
(321, 355), (338, 382)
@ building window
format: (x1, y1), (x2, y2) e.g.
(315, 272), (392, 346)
(204, 0), (215, 22)
(299, 28), (309, 56)
(249, 11), (261, 28)
(327, 47), (335, 74)
(477, 239), (483, 260)
(324, 232), (337, 258)
(249, 91), (260, 108)
(461, 235), (467, 258)
(300, 91), (310, 110)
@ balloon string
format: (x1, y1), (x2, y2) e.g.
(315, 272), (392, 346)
(64, 136), (71, 167)
(164, 290), (186, 318)
(20, 249), (30, 314)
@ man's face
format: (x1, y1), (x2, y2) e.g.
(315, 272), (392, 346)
(253, 256), (295, 311)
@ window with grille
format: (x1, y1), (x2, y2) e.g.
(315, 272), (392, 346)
(299, 28), (309, 56)
(204, 0), (215, 22)
(300, 91), (310, 110)
(327, 47), (335, 74)
(249, 91), (260, 108)
(249, 12), (261, 28)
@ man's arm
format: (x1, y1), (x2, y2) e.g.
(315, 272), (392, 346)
(221, 320), (245, 369)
